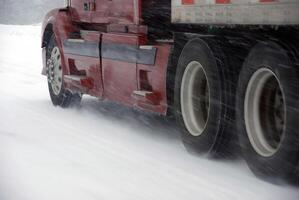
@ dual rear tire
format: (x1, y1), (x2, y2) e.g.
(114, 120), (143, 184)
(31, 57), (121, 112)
(175, 38), (299, 182)
(237, 41), (299, 182)
(174, 38), (233, 156)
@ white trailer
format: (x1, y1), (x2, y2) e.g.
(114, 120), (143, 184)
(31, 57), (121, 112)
(172, 0), (299, 25)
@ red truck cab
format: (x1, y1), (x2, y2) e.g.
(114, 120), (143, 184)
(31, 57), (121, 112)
(42, 0), (172, 114)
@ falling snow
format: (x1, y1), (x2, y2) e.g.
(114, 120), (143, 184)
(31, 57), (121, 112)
(0, 25), (298, 200)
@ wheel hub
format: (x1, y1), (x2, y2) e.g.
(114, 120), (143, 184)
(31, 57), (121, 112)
(180, 61), (210, 137)
(47, 47), (63, 95)
(244, 68), (286, 157)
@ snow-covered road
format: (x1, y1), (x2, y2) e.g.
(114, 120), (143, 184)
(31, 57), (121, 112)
(0, 25), (298, 200)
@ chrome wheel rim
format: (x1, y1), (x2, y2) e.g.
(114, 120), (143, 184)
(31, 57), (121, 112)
(244, 68), (286, 157)
(181, 61), (210, 137)
(47, 47), (63, 95)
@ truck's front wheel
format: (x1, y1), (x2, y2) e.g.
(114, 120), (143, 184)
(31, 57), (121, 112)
(46, 34), (81, 107)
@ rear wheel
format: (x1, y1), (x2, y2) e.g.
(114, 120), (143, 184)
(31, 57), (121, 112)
(236, 41), (299, 183)
(244, 68), (285, 157)
(46, 34), (82, 107)
(174, 38), (231, 156)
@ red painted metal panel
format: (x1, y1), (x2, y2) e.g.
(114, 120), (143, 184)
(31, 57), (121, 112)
(101, 33), (139, 106)
(137, 44), (171, 115)
(70, 0), (91, 22)
(62, 29), (103, 97)
(215, 0), (231, 4)
(91, 0), (138, 24)
(91, 0), (110, 23)
(102, 32), (141, 45)
(64, 54), (103, 97)
(259, 0), (277, 2)
(80, 30), (101, 42)
(102, 59), (138, 106)
(182, 0), (194, 5)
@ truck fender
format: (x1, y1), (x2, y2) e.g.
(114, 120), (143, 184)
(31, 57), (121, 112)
(41, 9), (76, 75)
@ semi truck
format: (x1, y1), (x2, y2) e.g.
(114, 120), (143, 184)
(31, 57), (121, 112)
(41, 0), (299, 183)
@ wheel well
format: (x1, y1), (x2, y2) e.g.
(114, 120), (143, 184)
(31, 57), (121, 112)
(42, 24), (53, 48)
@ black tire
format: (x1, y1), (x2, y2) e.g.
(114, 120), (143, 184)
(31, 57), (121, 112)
(236, 41), (299, 183)
(174, 38), (233, 157)
(46, 34), (82, 108)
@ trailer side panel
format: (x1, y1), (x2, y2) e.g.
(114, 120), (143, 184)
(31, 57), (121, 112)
(172, 0), (299, 25)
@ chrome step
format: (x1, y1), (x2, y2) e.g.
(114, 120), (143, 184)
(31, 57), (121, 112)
(132, 90), (160, 105)
(64, 75), (94, 91)
(132, 90), (154, 97)
(64, 75), (86, 82)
